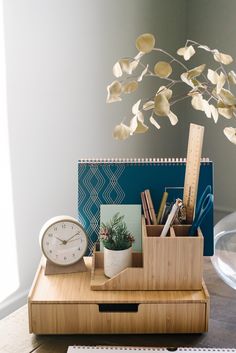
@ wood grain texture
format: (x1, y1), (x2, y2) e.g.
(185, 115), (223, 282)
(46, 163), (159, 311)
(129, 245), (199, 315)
(183, 123), (204, 223)
(28, 255), (209, 334)
(91, 217), (203, 290)
(30, 303), (206, 334)
(29, 258), (207, 304)
(1, 259), (236, 352)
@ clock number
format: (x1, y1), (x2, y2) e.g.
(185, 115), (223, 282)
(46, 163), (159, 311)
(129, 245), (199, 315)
(40, 217), (87, 266)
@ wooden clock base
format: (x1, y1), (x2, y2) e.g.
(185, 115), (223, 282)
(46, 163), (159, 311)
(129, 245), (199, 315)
(44, 258), (87, 275)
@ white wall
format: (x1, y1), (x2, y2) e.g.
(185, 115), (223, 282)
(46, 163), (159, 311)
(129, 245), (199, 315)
(1, 0), (187, 318)
(186, 0), (236, 219)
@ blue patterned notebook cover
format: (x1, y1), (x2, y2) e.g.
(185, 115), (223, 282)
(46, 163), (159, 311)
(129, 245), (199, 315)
(78, 158), (214, 256)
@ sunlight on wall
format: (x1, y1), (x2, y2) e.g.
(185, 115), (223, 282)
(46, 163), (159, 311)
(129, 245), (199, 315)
(0, 0), (19, 304)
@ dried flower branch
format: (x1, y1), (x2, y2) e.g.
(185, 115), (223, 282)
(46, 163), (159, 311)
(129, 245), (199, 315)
(106, 33), (236, 144)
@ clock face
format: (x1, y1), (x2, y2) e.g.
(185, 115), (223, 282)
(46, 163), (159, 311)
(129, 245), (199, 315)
(40, 217), (88, 266)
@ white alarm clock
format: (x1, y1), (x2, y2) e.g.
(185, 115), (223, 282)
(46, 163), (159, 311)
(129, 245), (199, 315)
(39, 215), (88, 266)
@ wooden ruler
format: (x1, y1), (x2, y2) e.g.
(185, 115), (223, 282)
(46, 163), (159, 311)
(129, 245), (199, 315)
(183, 123), (205, 223)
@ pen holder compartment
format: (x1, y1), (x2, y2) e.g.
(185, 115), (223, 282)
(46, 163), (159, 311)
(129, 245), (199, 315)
(173, 224), (198, 237)
(142, 222), (203, 290)
(90, 217), (203, 291)
(146, 224), (171, 237)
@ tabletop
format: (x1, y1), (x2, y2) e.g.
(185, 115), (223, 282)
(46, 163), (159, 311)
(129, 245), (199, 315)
(0, 258), (236, 353)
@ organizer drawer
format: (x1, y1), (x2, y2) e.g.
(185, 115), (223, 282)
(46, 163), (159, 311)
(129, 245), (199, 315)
(30, 302), (207, 334)
(28, 258), (209, 334)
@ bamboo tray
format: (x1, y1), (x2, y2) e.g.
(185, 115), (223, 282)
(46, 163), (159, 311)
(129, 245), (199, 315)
(28, 257), (209, 334)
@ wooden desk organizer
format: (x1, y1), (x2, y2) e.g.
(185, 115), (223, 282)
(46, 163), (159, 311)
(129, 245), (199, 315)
(90, 216), (204, 291)
(28, 257), (209, 334)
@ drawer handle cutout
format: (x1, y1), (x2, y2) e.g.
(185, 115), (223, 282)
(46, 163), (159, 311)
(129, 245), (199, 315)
(98, 303), (139, 313)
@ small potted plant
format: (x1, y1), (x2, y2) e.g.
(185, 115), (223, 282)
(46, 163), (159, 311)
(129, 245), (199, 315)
(99, 212), (135, 278)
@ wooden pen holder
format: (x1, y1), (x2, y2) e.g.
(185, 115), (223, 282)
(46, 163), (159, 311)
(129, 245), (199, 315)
(90, 216), (204, 291)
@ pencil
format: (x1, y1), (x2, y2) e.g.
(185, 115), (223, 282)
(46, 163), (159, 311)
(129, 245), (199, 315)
(144, 189), (157, 225)
(141, 192), (151, 225)
(156, 191), (168, 224)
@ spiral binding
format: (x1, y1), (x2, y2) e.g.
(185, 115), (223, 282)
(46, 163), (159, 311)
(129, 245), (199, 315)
(69, 346), (236, 352)
(78, 158), (210, 165)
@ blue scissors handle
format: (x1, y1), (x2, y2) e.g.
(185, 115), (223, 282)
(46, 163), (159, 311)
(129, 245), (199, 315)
(195, 185), (211, 217)
(189, 185), (213, 236)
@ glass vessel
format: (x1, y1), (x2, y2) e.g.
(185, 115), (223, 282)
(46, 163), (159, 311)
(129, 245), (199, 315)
(211, 212), (236, 290)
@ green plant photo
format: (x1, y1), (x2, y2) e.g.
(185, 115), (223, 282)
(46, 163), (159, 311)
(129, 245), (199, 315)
(100, 212), (135, 251)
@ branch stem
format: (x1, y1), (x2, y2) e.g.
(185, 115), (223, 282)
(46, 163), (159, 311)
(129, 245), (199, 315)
(186, 39), (203, 47)
(170, 94), (190, 106)
(153, 48), (188, 71)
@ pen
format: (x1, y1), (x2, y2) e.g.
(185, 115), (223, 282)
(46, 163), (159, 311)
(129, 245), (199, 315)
(160, 199), (182, 237)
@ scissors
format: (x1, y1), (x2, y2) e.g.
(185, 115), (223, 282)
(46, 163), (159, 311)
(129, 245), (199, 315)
(188, 185), (214, 236)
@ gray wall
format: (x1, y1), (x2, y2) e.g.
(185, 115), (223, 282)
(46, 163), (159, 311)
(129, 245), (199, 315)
(1, 0), (187, 318)
(186, 0), (236, 219)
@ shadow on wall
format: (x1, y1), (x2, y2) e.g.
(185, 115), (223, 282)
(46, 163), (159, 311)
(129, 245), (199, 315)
(1, 0), (188, 318)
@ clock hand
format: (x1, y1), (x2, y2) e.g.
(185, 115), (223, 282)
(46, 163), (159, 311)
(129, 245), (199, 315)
(66, 237), (81, 244)
(55, 236), (66, 244)
(66, 231), (80, 243)
(59, 237), (81, 245)
(57, 232), (80, 245)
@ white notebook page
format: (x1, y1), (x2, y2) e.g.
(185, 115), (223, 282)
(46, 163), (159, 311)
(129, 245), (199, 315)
(67, 347), (236, 353)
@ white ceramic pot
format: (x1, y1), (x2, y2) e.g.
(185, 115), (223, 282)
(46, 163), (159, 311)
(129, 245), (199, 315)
(104, 247), (132, 278)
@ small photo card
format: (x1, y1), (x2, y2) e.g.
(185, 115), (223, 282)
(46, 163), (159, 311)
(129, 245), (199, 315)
(100, 204), (142, 252)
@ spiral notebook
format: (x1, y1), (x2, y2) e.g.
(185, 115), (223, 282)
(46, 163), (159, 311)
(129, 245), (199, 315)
(68, 347), (236, 353)
(77, 158), (214, 256)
